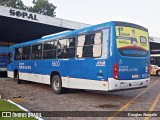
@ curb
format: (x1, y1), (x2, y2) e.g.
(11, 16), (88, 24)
(7, 100), (44, 120)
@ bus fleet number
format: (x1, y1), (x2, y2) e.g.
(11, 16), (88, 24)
(52, 61), (60, 67)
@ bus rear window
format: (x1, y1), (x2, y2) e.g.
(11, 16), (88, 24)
(116, 26), (149, 57)
(118, 46), (148, 57)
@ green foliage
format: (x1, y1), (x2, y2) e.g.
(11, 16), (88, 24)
(0, 0), (8, 5)
(0, 0), (57, 17)
(31, 0), (56, 17)
(0, 0), (25, 10)
(0, 99), (22, 111)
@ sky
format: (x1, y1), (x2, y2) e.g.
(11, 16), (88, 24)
(22, 0), (160, 37)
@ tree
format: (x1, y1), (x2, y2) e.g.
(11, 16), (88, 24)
(0, 0), (57, 17)
(0, 0), (25, 10)
(31, 0), (56, 17)
(0, 0), (9, 5)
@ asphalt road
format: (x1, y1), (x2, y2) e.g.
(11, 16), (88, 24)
(0, 75), (159, 120)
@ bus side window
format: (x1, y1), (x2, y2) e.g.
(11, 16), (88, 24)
(83, 34), (95, 57)
(14, 48), (22, 60)
(77, 35), (85, 58)
(93, 32), (102, 57)
(31, 43), (42, 60)
(22, 46), (31, 60)
(57, 39), (67, 58)
(66, 38), (76, 58)
(43, 41), (57, 59)
(77, 32), (102, 58)
(57, 38), (76, 59)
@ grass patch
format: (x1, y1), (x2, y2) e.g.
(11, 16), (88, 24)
(0, 99), (22, 111)
(0, 99), (36, 120)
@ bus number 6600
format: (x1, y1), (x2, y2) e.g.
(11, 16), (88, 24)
(52, 61), (60, 67)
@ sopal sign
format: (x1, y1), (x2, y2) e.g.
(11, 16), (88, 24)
(9, 9), (38, 21)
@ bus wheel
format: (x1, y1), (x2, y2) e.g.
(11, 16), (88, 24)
(16, 72), (22, 84)
(51, 75), (68, 94)
(156, 70), (160, 76)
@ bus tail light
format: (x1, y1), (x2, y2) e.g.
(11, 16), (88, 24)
(113, 62), (119, 80)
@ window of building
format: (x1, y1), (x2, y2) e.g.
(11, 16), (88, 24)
(31, 43), (42, 59)
(77, 32), (102, 58)
(14, 47), (22, 60)
(43, 41), (57, 59)
(22, 46), (31, 60)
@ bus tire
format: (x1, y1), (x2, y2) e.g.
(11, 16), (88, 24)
(51, 75), (68, 94)
(15, 72), (22, 84)
(156, 70), (160, 76)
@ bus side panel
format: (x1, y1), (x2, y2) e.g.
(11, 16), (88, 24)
(68, 58), (109, 90)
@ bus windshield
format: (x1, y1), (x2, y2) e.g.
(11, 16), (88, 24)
(116, 25), (149, 57)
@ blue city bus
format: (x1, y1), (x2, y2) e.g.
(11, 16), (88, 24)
(7, 21), (150, 94)
(0, 46), (8, 72)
